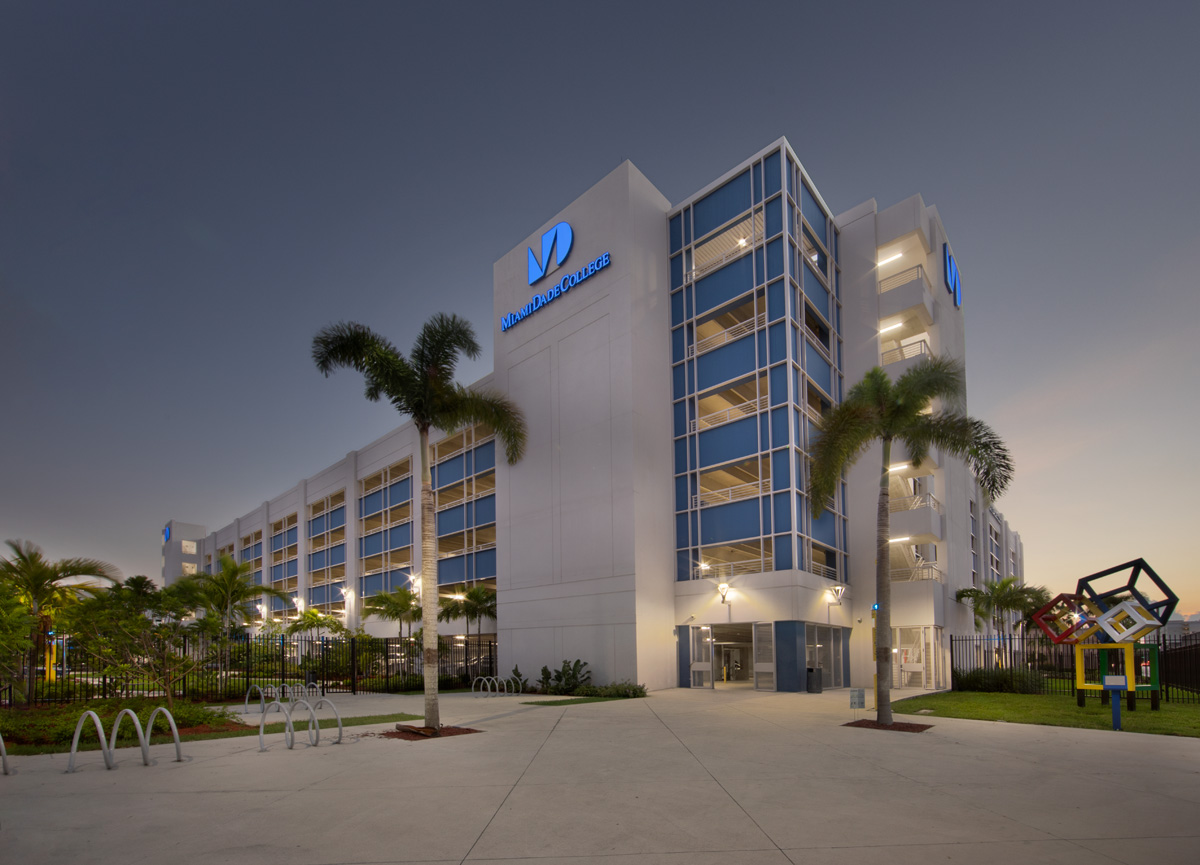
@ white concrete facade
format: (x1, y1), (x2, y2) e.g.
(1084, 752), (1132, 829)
(164, 137), (1021, 694)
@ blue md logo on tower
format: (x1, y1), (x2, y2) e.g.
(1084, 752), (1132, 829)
(943, 243), (962, 308)
(501, 221), (612, 332)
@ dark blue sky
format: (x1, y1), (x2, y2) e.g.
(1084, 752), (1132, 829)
(2, 1), (1197, 610)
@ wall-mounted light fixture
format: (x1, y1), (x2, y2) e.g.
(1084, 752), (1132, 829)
(718, 583), (730, 603)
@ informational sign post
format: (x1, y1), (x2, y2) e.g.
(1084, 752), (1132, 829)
(1103, 675), (1127, 731)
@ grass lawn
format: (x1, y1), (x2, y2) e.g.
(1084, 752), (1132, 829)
(521, 697), (625, 706)
(893, 691), (1200, 738)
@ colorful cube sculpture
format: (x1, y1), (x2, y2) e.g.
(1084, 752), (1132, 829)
(1032, 593), (1104, 644)
(1076, 558), (1178, 627)
(1096, 599), (1162, 643)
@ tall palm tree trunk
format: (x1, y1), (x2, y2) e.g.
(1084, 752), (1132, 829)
(876, 437), (893, 725)
(419, 427), (441, 729)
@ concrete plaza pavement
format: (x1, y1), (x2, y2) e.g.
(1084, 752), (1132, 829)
(1, 687), (1198, 865)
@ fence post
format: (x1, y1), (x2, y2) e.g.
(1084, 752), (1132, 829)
(351, 637), (358, 695)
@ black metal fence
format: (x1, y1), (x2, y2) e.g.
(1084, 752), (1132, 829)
(2, 634), (497, 707)
(950, 633), (1200, 704)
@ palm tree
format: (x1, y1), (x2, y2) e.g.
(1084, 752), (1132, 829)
(286, 607), (344, 640)
(313, 314), (526, 730)
(187, 554), (287, 644)
(0, 539), (119, 702)
(459, 585), (497, 678)
(808, 357), (1012, 725)
(956, 577), (1049, 636)
(363, 585), (421, 676)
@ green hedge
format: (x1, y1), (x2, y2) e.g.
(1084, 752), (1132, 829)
(952, 667), (1043, 694)
(0, 699), (236, 746)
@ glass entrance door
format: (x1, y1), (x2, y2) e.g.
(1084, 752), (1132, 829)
(753, 622), (776, 690)
(690, 625), (714, 688)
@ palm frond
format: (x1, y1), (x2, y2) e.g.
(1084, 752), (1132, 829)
(892, 355), (965, 414)
(905, 414), (1013, 500)
(435, 386), (528, 465)
(411, 313), (481, 385)
(312, 322), (413, 407)
(808, 399), (879, 517)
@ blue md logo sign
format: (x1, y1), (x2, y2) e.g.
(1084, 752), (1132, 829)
(502, 221), (612, 332)
(943, 243), (962, 308)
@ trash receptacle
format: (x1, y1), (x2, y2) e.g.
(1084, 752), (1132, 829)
(806, 668), (823, 693)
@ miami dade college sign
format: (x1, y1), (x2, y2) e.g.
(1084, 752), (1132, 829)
(500, 221), (611, 332)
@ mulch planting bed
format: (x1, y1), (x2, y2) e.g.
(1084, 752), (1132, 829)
(367, 724), (482, 741)
(843, 719), (932, 733)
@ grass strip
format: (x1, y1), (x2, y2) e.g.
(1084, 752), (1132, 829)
(5, 712), (422, 756)
(521, 697), (622, 706)
(893, 692), (1200, 738)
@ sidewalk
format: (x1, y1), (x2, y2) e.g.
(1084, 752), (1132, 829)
(2, 688), (1196, 865)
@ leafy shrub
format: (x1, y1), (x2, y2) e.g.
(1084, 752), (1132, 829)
(0, 699), (237, 745)
(953, 667), (1042, 694)
(509, 665), (530, 693)
(573, 684), (600, 697)
(597, 680), (647, 698)
(545, 659), (591, 695)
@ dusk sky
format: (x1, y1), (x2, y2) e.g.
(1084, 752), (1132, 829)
(2, 2), (1197, 614)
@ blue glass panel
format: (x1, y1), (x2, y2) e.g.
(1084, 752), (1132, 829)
(309, 584), (328, 606)
(811, 509), (837, 546)
(361, 531), (384, 557)
(388, 477), (411, 506)
(474, 441), (495, 473)
(700, 498), (760, 545)
(438, 555), (466, 585)
(685, 288), (693, 319)
(271, 595), (286, 612)
(436, 455), (465, 489)
(766, 197), (782, 238)
(328, 506), (345, 530)
(286, 559), (298, 578)
(768, 322), (785, 363)
(760, 414), (770, 450)
(669, 213), (682, 253)
(438, 505), (465, 536)
(693, 169), (751, 239)
(786, 155), (794, 198)
(675, 438), (687, 474)
(671, 290), (684, 326)
(464, 450), (473, 477)
(696, 334), (755, 391)
(694, 253), (753, 315)
(772, 449), (790, 492)
(675, 475), (688, 511)
(804, 226), (827, 274)
(755, 248), (764, 284)
(753, 162), (762, 204)
(763, 152), (780, 197)
(761, 497), (771, 533)
(674, 402), (687, 438)
(361, 573), (384, 598)
(767, 238), (784, 281)
(476, 548), (497, 579)
(671, 254), (683, 289)
(672, 327), (685, 363)
(388, 522), (411, 550)
(757, 329), (766, 361)
(255, 542), (262, 558)
(271, 563), (283, 581)
(774, 534), (793, 570)
(788, 206), (796, 240)
(308, 514), (325, 537)
(673, 363), (686, 400)
(774, 493), (791, 532)
(475, 494), (496, 525)
(309, 549), (326, 571)
(683, 207), (692, 245)
(691, 509), (698, 541)
(676, 513), (689, 549)
(805, 262), (829, 318)
(697, 416), (757, 467)
(806, 343), (832, 394)
(832, 228), (838, 263)
(768, 281), (785, 323)
(272, 533), (284, 552)
(677, 551), (691, 582)
(801, 183), (828, 247)
(770, 365), (787, 406)
(241, 548), (252, 563)
(771, 406), (788, 447)
(330, 544), (345, 566)
(286, 527), (297, 546)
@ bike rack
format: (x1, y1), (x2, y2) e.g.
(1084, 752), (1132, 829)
(246, 683), (321, 713)
(67, 706), (184, 773)
(472, 676), (522, 697)
(257, 697), (342, 752)
(1, 730), (10, 775)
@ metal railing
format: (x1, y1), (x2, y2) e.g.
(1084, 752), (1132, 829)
(810, 561), (838, 581)
(802, 403), (825, 427)
(891, 563), (945, 583)
(692, 478), (769, 509)
(438, 540), (496, 559)
(878, 264), (928, 294)
(693, 559), (765, 580)
(888, 493), (944, 514)
(692, 396), (767, 432)
(685, 246), (751, 285)
(691, 313), (765, 357)
(881, 339), (930, 366)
